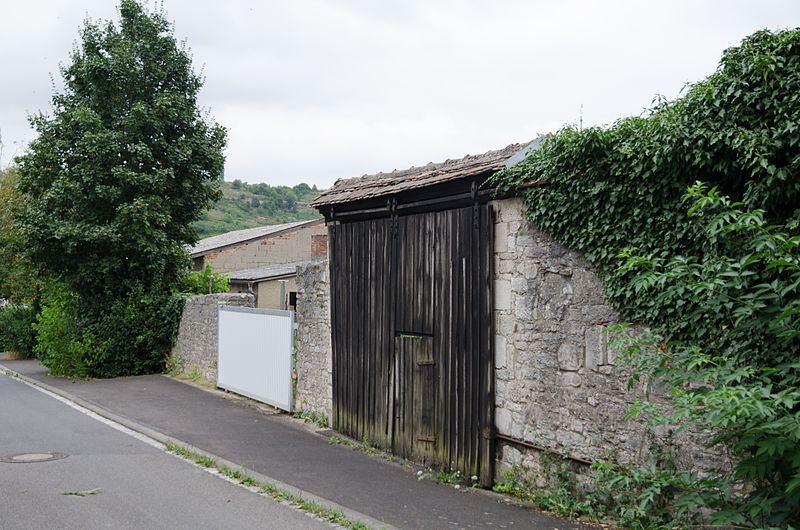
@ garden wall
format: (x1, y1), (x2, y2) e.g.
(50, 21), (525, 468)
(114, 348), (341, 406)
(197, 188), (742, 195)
(170, 292), (254, 383)
(293, 260), (333, 420)
(490, 198), (722, 478)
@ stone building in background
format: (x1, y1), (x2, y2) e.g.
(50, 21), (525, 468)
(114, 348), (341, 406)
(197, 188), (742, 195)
(188, 219), (327, 309)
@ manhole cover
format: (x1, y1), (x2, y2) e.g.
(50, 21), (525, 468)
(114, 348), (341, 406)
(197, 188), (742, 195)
(0, 452), (67, 463)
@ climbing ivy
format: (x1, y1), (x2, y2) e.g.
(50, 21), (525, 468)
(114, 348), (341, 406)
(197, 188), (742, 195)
(493, 28), (800, 527)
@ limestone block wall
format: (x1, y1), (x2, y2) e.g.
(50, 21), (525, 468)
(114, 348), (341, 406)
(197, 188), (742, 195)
(170, 293), (254, 383)
(202, 223), (327, 274)
(491, 198), (721, 478)
(294, 260), (333, 420)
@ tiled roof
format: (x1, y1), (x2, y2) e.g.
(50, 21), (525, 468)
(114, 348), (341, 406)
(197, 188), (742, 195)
(228, 260), (320, 282)
(189, 219), (323, 257)
(309, 141), (537, 207)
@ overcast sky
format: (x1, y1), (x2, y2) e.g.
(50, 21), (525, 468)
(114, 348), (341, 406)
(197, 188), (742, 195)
(1, 1), (798, 188)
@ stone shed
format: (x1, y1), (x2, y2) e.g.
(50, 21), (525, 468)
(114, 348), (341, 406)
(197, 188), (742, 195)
(301, 140), (716, 484)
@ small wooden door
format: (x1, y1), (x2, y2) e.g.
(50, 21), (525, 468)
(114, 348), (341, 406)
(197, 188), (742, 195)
(394, 335), (437, 464)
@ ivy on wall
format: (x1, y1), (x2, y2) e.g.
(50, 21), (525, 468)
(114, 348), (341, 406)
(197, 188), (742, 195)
(493, 28), (800, 527)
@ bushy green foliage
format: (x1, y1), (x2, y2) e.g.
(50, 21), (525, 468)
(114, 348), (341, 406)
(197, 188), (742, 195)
(0, 167), (50, 305)
(493, 28), (800, 527)
(0, 304), (38, 358)
(194, 180), (322, 237)
(35, 283), (186, 378)
(34, 285), (87, 376)
(614, 187), (800, 527)
(495, 29), (800, 324)
(181, 263), (229, 295)
(495, 446), (728, 528)
(14, 1), (225, 378)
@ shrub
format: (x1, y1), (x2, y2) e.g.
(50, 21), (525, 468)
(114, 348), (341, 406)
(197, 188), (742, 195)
(34, 285), (88, 376)
(36, 284), (186, 378)
(0, 304), (38, 358)
(181, 263), (229, 295)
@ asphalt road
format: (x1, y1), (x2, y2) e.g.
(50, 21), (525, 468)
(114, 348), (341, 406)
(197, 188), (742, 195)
(0, 373), (331, 530)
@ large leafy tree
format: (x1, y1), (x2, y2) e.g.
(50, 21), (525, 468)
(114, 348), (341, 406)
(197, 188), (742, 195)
(15, 0), (225, 377)
(16, 0), (225, 301)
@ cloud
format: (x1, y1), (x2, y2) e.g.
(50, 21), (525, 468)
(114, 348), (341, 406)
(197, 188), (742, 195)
(2, 0), (799, 187)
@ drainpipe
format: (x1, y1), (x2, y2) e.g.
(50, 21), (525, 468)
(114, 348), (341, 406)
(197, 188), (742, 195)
(278, 280), (288, 310)
(247, 281), (257, 307)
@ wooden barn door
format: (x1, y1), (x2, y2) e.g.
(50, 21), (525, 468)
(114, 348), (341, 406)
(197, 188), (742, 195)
(329, 204), (495, 485)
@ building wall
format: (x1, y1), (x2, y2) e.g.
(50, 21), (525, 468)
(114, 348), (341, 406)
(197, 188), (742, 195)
(230, 278), (299, 310)
(293, 260), (333, 420)
(200, 222), (327, 274)
(170, 292), (255, 383)
(490, 198), (722, 478)
(256, 277), (297, 310)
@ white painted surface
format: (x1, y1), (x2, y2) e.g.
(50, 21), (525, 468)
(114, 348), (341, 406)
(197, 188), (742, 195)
(217, 305), (294, 412)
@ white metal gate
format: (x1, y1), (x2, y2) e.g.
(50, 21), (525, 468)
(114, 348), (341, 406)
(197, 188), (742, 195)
(217, 304), (295, 412)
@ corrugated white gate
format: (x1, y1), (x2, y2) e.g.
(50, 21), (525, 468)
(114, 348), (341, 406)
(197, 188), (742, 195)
(217, 304), (294, 412)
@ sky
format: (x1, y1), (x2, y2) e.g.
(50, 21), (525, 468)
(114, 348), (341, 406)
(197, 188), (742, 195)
(1, 1), (798, 189)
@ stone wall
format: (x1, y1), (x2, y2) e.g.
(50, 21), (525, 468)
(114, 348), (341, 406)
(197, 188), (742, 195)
(258, 199), (721, 479)
(170, 293), (254, 383)
(491, 198), (720, 478)
(293, 260), (333, 420)
(201, 222), (327, 274)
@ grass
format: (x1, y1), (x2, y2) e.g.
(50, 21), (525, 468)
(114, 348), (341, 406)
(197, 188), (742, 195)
(291, 409), (329, 428)
(165, 443), (371, 529)
(435, 468), (466, 486)
(324, 434), (412, 471)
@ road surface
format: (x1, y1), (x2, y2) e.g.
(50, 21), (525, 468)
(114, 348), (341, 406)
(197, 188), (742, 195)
(0, 373), (331, 529)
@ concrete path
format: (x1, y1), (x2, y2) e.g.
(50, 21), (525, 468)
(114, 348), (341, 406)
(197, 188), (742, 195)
(1, 359), (586, 529)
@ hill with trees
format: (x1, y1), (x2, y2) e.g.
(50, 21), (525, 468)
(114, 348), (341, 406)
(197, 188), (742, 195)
(194, 179), (324, 237)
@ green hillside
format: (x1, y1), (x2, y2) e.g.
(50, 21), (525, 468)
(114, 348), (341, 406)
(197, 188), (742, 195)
(194, 180), (324, 238)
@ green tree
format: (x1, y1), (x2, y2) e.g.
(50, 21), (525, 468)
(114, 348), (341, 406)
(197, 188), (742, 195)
(15, 0), (226, 377)
(292, 182), (310, 194)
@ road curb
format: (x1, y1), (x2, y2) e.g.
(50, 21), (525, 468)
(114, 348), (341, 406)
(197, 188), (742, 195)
(0, 363), (398, 530)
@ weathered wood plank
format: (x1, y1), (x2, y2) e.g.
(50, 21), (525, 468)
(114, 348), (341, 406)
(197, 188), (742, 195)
(329, 204), (494, 482)
(480, 204), (496, 486)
